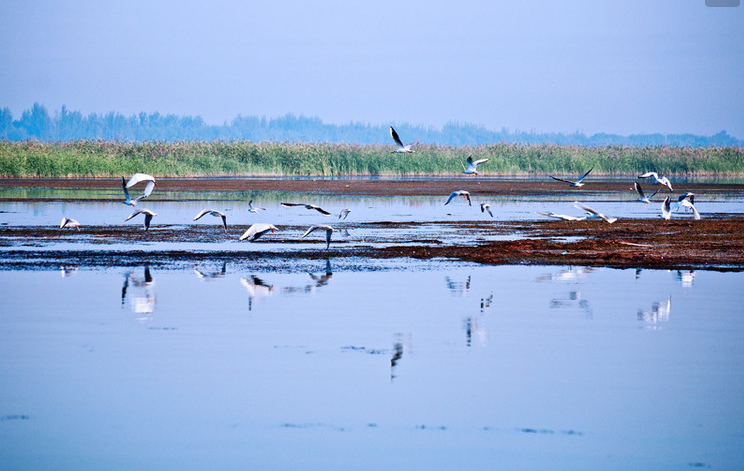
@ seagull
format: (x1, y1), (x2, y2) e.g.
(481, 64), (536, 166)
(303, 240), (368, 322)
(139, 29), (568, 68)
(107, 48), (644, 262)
(302, 224), (334, 249)
(247, 200), (266, 213)
(445, 190), (472, 206)
(338, 209), (351, 220)
(122, 177), (146, 206)
(60, 218), (81, 230)
(239, 223), (279, 241)
(480, 202), (493, 217)
(281, 202), (331, 215)
(661, 196), (672, 220)
(463, 155), (489, 175)
(550, 168), (593, 187)
(193, 209), (228, 232)
(634, 182), (660, 204)
(675, 193), (701, 220)
(574, 202), (617, 223)
(537, 212), (587, 222)
(125, 173), (156, 199)
(125, 209), (157, 230)
(390, 126), (414, 153)
(638, 171), (673, 192)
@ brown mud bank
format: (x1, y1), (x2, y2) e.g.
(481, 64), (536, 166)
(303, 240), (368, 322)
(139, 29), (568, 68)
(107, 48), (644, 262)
(2, 218), (743, 270)
(2, 177), (744, 197)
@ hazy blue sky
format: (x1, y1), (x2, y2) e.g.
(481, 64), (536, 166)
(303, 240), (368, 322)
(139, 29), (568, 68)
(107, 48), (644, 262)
(1, 0), (742, 137)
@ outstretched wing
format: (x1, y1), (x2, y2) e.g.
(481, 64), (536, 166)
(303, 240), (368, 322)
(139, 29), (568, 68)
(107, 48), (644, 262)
(390, 126), (404, 147)
(126, 173), (156, 188)
(550, 176), (574, 184)
(193, 209), (211, 221)
(311, 205), (331, 216)
(576, 168), (593, 182)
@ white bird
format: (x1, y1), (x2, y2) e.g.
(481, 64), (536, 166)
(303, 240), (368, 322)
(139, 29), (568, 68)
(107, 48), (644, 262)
(463, 155), (489, 175)
(480, 202), (493, 217)
(125, 209), (157, 230)
(125, 173), (156, 198)
(537, 212), (587, 222)
(445, 190), (472, 206)
(638, 171), (673, 192)
(239, 223), (279, 241)
(60, 218), (81, 230)
(302, 224), (334, 249)
(281, 202), (331, 215)
(247, 200), (266, 213)
(550, 168), (593, 187)
(661, 196), (672, 220)
(675, 193), (700, 220)
(634, 182), (660, 204)
(574, 202), (617, 223)
(338, 209), (351, 220)
(390, 126), (414, 153)
(193, 209), (228, 232)
(122, 177), (148, 206)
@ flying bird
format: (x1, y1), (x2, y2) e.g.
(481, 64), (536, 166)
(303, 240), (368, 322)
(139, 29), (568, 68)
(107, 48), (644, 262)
(247, 200), (266, 213)
(280, 202), (331, 215)
(125, 173), (156, 198)
(634, 182), (660, 204)
(193, 209), (228, 232)
(574, 202), (617, 224)
(338, 209), (351, 220)
(60, 218), (81, 230)
(445, 190), (472, 206)
(550, 168), (593, 187)
(125, 209), (157, 230)
(480, 202), (493, 217)
(463, 155), (489, 175)
(121, 177), (149, 206)
(239, 223), (279, 241)
(675, 193), (700, 220)
(661, 196), (672, 220)
(302, 224), (335, 249)
(390, 126), (414, 153)
(537, 212), (587, 221)
(638, 171), (673, 192)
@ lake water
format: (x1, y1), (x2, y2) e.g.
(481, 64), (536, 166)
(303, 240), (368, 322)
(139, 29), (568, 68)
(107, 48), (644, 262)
(1, 261), (743, 470)
(1, 183), (744, 470)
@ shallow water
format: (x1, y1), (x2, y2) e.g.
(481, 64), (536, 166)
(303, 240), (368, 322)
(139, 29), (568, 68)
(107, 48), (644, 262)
(1, 261), (743, 470)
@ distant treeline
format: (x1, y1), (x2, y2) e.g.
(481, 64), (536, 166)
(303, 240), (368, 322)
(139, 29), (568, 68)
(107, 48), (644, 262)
(1, 103), (741, 148)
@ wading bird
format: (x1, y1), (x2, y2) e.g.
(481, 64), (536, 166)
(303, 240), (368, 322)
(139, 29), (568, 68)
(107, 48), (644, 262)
(463, 155), (489, 175)
(661, 196), (672, 220)
(480, 202), (493, 217)
(550, 168), (593, 187)
(445, 190), (472, 206)
(634, 182), (660, 204)
(239, 223), (279, 241)
(247, 200), (266, 213)
(302, 224), (335, 249)
(638, 171), (673, 192)
(390, 126), (414, 153)
(537, 212), (587, 222)
(574, 202), (617, 223)
(125, 209), (157, 230)
(60, 218), (81, 230)
(338, 209), (351, 220)
(280, 202), (331, 215)
(193, 209), (228, 232)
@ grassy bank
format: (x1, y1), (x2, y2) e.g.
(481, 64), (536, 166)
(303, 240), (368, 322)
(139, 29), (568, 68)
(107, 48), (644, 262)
(1, 140), (743, 177)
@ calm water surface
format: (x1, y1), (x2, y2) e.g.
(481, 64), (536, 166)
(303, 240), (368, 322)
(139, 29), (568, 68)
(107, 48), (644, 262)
(1, 261), (743, 470)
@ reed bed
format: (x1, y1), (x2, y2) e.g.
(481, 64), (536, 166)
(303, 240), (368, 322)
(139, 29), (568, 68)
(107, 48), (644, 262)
(1, 140), (742, 177)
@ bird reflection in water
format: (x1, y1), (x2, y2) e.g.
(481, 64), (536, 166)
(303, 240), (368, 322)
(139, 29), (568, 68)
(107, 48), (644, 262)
(121, 264), (156, 321)
(445, 275), (471, 297)
(549, 290), (593, 318)
(462, 315), (488, 347)
(675, 270), (695, 288)
(59, 265), (79, 277)
(480, 293), (493, 313)
(390, 333), (411, 382)
(194, 261), (227, 281)
(281, 259), (334, 295)
(536, 266), (594, 283)
(240, 275), (275, 311)
(638, 297), (672, 329)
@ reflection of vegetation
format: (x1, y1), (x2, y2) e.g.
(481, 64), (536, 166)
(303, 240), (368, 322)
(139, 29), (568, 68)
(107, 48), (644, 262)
(1, 140), (743, 177)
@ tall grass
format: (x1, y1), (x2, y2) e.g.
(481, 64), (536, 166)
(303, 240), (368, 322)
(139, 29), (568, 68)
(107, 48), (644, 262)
(1, 140), (742, 177)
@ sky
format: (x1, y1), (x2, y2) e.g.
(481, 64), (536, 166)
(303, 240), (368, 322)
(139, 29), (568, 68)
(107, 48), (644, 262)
(1, 0), (742, 137)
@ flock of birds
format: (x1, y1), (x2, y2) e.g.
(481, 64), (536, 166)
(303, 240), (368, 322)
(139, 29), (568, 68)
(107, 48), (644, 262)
(58, 126), (702, 247)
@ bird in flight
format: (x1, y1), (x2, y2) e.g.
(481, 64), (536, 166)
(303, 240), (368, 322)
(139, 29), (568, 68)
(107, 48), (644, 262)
(390, 126), (414, 153)
(574, 202), (617, 223)
(247, 200), (266, 213)
(125, 209), (157, 230)
(480, 202), (493, 217)
(445, 190), (472, 206)
(281, 202), (331, 215)
(638, 171), (673, 192)
(338, 209), (351, 220)
(634, 182), (660, 204)
(302, 224), (335, 249)
(550, 168), (593, 187)
(193, 209), (228, 232)
(463, 155), (489, 175)
(60, 218), (81, 230)
(239, 223), (279, 241)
